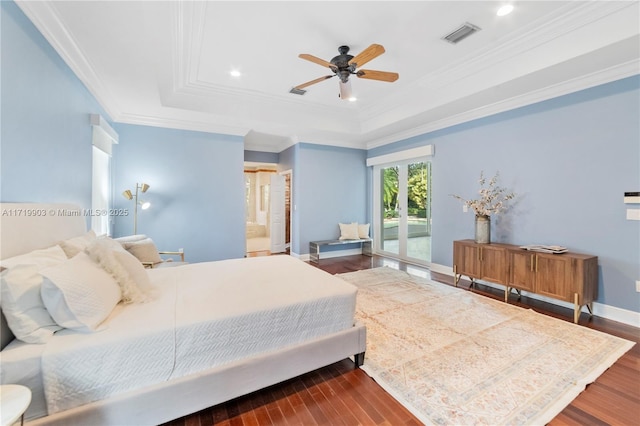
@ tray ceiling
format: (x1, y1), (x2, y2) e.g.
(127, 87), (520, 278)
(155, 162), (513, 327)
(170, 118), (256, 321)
(16, 1), (640, 152)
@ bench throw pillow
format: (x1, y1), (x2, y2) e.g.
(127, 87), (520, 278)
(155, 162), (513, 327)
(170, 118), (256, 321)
(339, 222), (360, 240)
(358, 223), (370, 239)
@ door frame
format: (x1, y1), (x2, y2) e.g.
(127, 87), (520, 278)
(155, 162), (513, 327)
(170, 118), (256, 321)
(368, 145), (434, 267)
(279, 169), (293, 250)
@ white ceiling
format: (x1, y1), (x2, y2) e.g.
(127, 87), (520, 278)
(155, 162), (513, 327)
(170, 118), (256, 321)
(17, 1), (640, 152)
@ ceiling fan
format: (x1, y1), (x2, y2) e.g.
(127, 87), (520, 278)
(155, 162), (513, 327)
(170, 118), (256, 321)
(293, 44), (399, 100)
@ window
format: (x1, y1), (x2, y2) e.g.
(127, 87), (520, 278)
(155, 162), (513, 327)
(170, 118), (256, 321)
(90, 114), (118, 236)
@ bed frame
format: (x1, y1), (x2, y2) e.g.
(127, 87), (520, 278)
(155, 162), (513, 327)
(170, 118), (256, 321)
(0, 203), (367, 425)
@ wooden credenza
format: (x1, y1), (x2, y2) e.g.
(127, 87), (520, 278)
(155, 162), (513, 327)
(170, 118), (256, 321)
(453, 240), (598, 323)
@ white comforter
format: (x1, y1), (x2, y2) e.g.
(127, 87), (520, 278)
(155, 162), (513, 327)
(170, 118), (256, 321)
(40, 256), (356, 414)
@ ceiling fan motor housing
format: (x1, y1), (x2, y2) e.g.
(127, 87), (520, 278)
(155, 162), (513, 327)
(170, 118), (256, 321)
(331, 45), (356, 82)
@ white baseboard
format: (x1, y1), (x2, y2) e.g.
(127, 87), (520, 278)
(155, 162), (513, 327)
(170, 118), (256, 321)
(430, 262), (640, 328)
(292, 252), (308, 261)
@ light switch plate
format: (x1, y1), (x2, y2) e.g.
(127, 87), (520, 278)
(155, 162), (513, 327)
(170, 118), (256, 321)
(626, 209), (640, 220)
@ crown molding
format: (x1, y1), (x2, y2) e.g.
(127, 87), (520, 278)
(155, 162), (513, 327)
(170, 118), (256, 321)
(365, 59), (639, 150)
(359, 1), (639, 126)
(15, 1), (122, 121)
(115, 112), (248, 140)
(120, 58), (639, 152)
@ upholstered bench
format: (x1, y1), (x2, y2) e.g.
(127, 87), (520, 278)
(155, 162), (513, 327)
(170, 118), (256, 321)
(309, 238), (372, 263)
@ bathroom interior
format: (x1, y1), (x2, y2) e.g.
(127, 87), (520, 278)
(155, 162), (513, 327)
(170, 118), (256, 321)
(244, 163), (277, 253)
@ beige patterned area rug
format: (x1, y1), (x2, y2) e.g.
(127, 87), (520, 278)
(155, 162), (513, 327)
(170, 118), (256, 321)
(338, 267), (634, 426)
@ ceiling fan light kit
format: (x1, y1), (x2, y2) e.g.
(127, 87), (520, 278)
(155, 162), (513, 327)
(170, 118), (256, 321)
(339, 80), (355, 101)
(293, 44), (399, 100)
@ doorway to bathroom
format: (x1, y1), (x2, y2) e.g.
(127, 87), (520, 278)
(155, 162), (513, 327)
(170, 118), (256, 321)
(244, 163), (291, 255)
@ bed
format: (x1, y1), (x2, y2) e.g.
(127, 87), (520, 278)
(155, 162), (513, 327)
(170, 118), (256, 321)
(0, 203), (366, 425)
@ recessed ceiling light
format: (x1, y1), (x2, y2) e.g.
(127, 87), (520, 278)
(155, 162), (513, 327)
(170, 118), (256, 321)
(229, 69), (242, 77)
(497, 4), (514, 16)
(348, 97), (357, 102)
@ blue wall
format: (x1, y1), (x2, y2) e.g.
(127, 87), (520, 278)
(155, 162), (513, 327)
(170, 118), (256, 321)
(245, 150), (279, 164)
(112, 124), (245, 262)
(1, 0), (109, 210)
(278, 144), (300, 253)
(294, 143), (368, 255)
(368, 76), (640, 313)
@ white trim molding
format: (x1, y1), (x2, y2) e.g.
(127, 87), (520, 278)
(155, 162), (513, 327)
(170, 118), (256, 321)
(90, 114), (118, 155)
(366, 145), (434, 167)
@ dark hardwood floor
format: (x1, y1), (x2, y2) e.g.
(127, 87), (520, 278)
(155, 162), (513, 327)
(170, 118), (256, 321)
(164, 254), (639, 426)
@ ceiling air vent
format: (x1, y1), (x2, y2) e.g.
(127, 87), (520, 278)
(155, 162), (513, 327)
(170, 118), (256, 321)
(289, 87), (306, 95)
(442, 22), (481, 44)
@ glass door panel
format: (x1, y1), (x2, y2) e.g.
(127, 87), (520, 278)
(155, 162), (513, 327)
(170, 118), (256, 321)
(381, 166), (399, 255)
(406, 162), (431, 262)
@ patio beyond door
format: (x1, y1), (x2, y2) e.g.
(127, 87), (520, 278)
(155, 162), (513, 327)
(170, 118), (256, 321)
(376, 160), (431, 264)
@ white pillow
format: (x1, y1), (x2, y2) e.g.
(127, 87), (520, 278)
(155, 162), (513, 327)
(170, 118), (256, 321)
(339, 222), (360, 240)
(40, 252), (121, 332)
(121, 238), (163, 264)
(86, 238), (156, 303)
(114, 234), (147, 244)
(59, 230), (97, 258)
(358, 223), (370, 239)
(0, 245), (67, 270)
(0, 265), (62, 343)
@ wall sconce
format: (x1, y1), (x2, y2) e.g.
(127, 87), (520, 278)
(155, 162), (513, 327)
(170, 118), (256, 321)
(122, 182), (150, 234)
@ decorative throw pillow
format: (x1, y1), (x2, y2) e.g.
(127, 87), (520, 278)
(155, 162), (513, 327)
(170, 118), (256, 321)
(339, 222), (360, 240)
(0, 245), (68, 270)
(114, 234), (147, 244)
(86, 238), (156, 303)
(358, 223), (370, 239)
(112, 251), (157, 296)
(59, 230), (97, 258)
(40, 252), (122, 332)
(120, 238), (163, 264)
(0, 265), (62, 343)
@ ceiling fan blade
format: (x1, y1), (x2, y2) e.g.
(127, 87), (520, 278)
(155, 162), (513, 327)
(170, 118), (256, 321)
(348, 44), (385, 67)
(299, 54), (334, 69)
(294, 75), (335, 90)
(356, 69), (399, 82)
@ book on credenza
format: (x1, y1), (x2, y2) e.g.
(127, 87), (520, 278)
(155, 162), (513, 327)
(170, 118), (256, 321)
(519, 244), (568, 254)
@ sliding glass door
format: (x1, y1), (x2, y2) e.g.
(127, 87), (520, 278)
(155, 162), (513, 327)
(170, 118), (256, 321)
(375, 159), (431, 264)
(381, 165), (400, 255)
